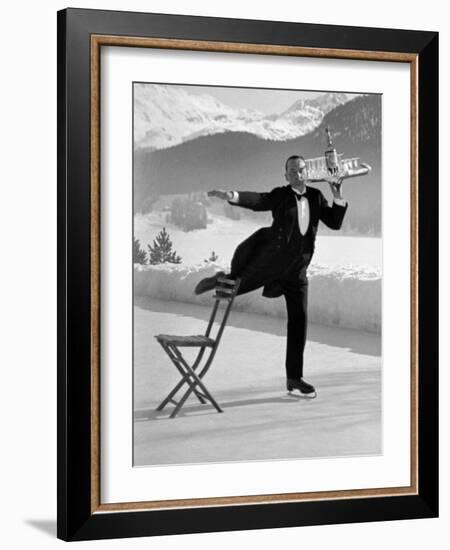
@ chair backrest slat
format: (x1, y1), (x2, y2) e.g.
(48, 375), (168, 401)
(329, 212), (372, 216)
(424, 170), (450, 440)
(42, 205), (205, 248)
(216, 277), (237, 286)
(204, 278), (240, 346)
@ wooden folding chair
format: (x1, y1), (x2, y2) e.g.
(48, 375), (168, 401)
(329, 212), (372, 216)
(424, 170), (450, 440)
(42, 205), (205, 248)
(155, 277), (241, 418)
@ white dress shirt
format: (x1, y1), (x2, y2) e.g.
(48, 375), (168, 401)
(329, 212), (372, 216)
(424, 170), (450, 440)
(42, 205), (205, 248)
(291, 189), (310, 236)
(292, 189), (347, 235)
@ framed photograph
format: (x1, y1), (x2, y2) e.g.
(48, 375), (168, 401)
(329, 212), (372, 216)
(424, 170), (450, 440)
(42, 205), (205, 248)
(57, 8), (438, 541)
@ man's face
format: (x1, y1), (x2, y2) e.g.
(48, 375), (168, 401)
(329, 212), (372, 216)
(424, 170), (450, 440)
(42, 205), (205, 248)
(285, 158), (308, 190)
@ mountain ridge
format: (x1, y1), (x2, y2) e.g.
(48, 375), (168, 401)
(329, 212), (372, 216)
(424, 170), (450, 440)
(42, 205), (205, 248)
(134, 84), (352, 151)
(134, 94), (382, 235)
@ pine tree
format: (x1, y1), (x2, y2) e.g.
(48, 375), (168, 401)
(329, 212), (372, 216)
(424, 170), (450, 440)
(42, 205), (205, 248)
(147, 228), (182, 265)
(133, 237), (147, 265)
(204, 251), (219, 263)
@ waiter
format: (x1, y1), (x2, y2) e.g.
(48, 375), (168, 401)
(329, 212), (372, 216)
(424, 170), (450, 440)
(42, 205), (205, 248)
(195, 155), (347, 398)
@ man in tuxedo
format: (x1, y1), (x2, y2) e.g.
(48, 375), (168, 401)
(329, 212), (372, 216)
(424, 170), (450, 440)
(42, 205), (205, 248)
(195, 155), (347, 397)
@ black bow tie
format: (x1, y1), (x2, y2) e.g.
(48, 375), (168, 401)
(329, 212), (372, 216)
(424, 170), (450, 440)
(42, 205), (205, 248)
(293, 190), (307, 199)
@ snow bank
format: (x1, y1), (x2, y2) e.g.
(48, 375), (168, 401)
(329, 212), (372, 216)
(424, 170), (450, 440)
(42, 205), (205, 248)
(134, 263), (381, 333)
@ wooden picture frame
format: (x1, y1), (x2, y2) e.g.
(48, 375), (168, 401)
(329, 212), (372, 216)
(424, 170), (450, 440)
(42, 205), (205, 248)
(57, 8), (438, 541)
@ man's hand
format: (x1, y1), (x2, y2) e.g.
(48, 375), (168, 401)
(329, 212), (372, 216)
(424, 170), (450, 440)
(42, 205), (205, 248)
(207, 190), (232, 201)
(325, 176), (345, 201)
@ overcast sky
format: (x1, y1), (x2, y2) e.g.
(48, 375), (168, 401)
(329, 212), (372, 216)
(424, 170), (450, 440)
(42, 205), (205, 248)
(174, 84), (347, 115)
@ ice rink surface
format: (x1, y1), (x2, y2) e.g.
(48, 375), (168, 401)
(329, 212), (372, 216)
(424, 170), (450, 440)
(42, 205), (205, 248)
(134, 298), (381, 466)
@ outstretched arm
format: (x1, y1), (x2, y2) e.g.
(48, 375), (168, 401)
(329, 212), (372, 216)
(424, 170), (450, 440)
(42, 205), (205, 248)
(207, 189), (280, 212)
(207, 190), (235, 201)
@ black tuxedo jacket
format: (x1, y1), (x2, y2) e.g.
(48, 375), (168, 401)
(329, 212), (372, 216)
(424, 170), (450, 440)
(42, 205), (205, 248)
(229, 185), (348, 297)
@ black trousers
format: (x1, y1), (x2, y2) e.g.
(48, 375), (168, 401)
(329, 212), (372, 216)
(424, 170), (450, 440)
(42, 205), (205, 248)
(229, 235), (309, 380)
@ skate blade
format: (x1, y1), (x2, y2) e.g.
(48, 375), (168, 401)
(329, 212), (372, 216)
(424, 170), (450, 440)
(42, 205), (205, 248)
(287, 390), (317, 399)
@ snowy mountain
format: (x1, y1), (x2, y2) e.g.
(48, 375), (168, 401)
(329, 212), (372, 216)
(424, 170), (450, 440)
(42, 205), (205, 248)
(311, 93), (381, 145)
(134, 94), (382, 235)
(134, 84), (351, 151)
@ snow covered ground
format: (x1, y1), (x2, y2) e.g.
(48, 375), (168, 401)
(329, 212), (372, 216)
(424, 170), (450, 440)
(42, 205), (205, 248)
(135, 211), (382, 269)
(135, 211), (381, 332)
(134, 298), (381, 466)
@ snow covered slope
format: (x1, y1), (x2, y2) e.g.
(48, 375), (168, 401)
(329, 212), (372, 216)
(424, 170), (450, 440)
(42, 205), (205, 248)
(134, 84), (350, 151)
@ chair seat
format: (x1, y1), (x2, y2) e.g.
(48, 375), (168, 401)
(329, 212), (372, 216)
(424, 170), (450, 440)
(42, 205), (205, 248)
(155, 334), (215, 347)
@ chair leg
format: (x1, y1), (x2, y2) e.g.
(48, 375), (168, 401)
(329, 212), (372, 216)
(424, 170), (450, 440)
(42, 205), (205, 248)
(170, 374), (223, 418)
(155, 342), (223, 418)
(156, 375), (207, 411)
(156, 344), (223, 418)
(156, 343), (207, 411)
(169, 349), (223, 418)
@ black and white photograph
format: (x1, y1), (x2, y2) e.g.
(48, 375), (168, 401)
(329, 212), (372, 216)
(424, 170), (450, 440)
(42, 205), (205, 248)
(132, 83), (382, 467)
(0, 0), (443, 547)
